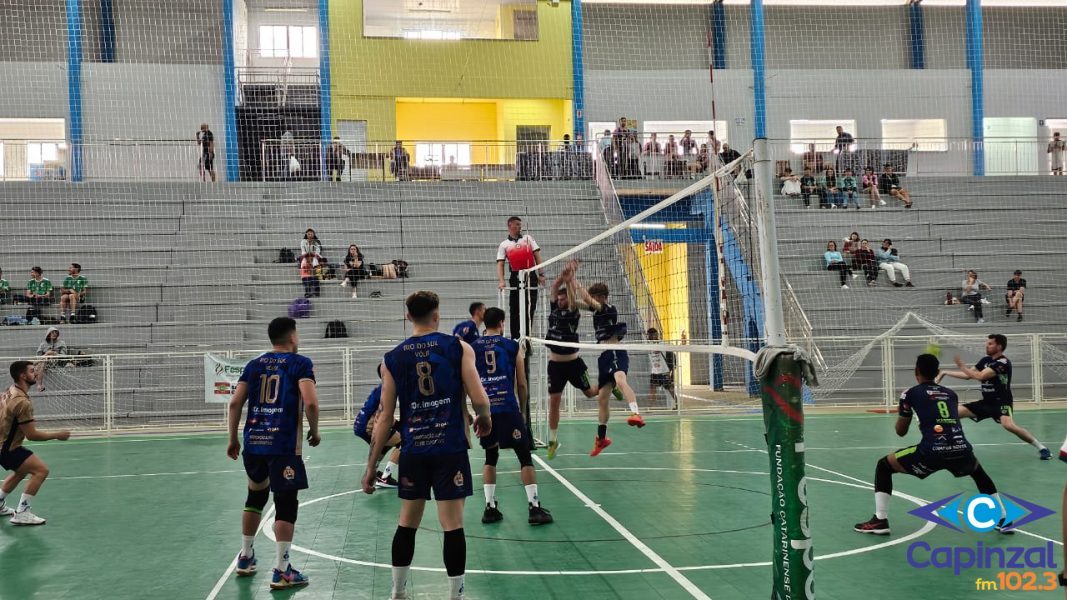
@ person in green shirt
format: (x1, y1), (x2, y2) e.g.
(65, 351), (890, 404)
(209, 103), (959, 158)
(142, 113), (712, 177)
(0, 267), (10, 305)
(24, 266), (53, 322)
(59, 263), (89, 324)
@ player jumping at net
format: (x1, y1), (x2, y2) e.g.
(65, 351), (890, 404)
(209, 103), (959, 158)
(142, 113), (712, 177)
(361, 290), (493, 600)
(855, 353), (1013, 535)
(936, 334), (1051, 460)
(585, 282), (645, 457)
(353, 364), (401, 488)
(0, 360), (71, 526)
(473, 307), (553, 526)
(226, 317), (321, 589)
(646, 328), (678, 409)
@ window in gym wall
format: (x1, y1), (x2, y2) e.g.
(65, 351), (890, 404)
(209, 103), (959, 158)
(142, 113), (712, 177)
(259, 26), (318, 58)
(415, 143), (471, 167)
(881, 119), (947, 152)
(364, 0), (538, 41)
(789, 119), (856, 154)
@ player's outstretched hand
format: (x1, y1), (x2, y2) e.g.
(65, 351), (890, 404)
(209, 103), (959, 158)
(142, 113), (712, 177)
(361, 469), (377, 495)
(934, 371), (945, 384)
(953, 355), (965, 369)
(226, 439), (241, 460)
(307, 431), (321, 447)
(473, 414), (492, 438)
(55, 430), (71, 441)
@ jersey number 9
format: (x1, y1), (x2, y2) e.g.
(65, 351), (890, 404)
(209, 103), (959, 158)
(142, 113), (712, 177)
(483, 351), (497, 375)
(416, 361), (435, 396)
(259, 374), (281, 404)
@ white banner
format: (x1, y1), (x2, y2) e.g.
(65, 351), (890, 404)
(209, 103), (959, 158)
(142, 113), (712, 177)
(204, 353), (246, 404)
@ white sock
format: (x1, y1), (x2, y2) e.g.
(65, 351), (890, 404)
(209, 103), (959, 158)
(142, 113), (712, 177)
(874, 492), (890, 520)
(0, 489), (7, 503)
(992, 493), (1008, 520)
(448, 574), (465, 600)
(628, 402), (640, 415)
(241, 535), (255, 557)
(1030, 439), (1047, 451)
(484, 484), (497, 508)
(391, 566), (410, 598)
(550, 428), (558, 443)
(384, 461), (398, 479)
(525, 484), (540, 507)
(275, 541), (291, 572)
(17, 493), (33, 513)
(1061, 432), (1067, 453)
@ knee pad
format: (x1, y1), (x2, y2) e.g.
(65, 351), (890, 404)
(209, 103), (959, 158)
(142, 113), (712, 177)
(484, 446), (499, 467)
(274, 490), (299, 524)
(244, 487), (270, 514)
(513, 446), (534, 469)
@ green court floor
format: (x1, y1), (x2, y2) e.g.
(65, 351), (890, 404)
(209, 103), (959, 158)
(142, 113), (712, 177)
(0, 410), (1063, 600)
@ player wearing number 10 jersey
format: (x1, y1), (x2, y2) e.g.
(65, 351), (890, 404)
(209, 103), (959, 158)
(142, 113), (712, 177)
(362, 291), (492, 600)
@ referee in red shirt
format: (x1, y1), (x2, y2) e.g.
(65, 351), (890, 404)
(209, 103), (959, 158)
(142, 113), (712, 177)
(496, 216), (545, 341)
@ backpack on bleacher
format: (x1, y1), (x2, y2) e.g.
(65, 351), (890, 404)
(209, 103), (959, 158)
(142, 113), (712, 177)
(276, 248), (296, 263)
(324, 320), (348, 339)
(288, 298), (311, 319)
(74, 304), (97, 324)
(391, 259), (409, 278)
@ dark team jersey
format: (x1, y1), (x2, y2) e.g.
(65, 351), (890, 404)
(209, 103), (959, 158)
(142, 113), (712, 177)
(472, 334), (520, 414)
(239, 351), (315, 456)
(975, 355), (1012, 404)
(546, 301), (581, 355)
(452, 319), (480, 345)
(384, 332), (468, 455)
(1006, 278), (1026, 292)
(352, 385), (382, 438)
(898, 383), (972, 456)
(592, 302), (627, 342)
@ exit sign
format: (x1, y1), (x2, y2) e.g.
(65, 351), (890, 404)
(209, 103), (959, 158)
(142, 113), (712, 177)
(644, 239), (664, 254)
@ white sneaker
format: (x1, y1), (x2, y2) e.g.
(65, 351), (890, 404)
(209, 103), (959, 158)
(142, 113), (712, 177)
(851, 273), (860, 280)
(977, 318), (985, 324)
(340, 280), (348, 287)
(980, 299), (991, 305)
(842, 284), (849, 289)
(10, 509), (45, 526)
(351, 291), (358, 299)
(0, 502), (12, 517)
(879, 200), (887, 206)
(967, 305), (975, 311)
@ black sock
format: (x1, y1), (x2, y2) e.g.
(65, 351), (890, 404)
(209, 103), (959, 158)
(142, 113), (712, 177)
(597, 424), (607, 439)
(970, 463), (997, 495)
(442, 528), (466, 577)
(392, 526), (417, 567)
(875, 457), (893, 495)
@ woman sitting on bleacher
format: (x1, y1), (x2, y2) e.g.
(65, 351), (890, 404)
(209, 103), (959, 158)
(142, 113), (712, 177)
(340, 244), (368, 300)
(824, 241), (855, 289)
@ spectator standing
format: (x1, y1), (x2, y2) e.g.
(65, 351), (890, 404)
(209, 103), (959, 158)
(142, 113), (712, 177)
(496, 217), (545, 340)
(558, 134), (572, 152)
(340, 244), (367, 299)
(197, 123), (216, 182)
(663, 135), (680, 178)
(598, 129), (613, 171)
(390, 141), (410, 181)
(823, 167), (844, 208)
(862, 167), (885, 208)
(800, 167), (817, 208)
(679, 130), (697, 157)
(0, 268), (9, 305)
(644, 133), (661, 156)
(612, 117), (639, 177)
(35, 327), (67, 392)
(824, 241), (855, 289)
(706, 130), (722, 155)
(878, 164), (913, 208)
(719, 143), (741, 166)
(840, 168), (860, 209)
(960, 270), (992, 323)
(852, 239), (879, 286)
(300, 256), (320, 299)
(58, 263), (88, 324)
(24, 267), (52, 321)
(325, 137), (351, 182)
(1005, 270), (1026, 322)
(1048, 132), (1065, 176)
(876, 239), (913, 288)
(833, 125), (855, 168)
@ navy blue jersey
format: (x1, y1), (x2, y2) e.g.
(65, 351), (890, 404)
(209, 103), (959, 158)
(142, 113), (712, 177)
(452, 319), (480, 345)
(384, 332), (468, 455)
(546, 301), (581, 355)
(472, 334), (520, 414)
(975, 355), (1012, 404)
(898, 383), (972, 456)
(239, 352), (315, 456)
(352, 385), (382, 439)
(592, 302), (627, 342)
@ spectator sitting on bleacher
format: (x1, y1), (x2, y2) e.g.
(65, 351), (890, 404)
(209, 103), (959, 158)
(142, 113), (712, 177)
(644, 133), (661, 156)
(878, 164), (912, 208)
(340, 244), (367, 299)
(35, 326), (67, 392)
(719, 143), (741, 167)
(689, 144), (709, 177)
(1005, 270), (1026, 322)
(822, 168), (843, 208)
(876, 239), (913, 288)
(843, 231), (861, 256)
(861, 167), (885, 208)
(299, 229), (323, 268)
(841, 169), (860, 209)
(852, 239), (879, 287)
(58, 263), (88, 324)
(300, 255), (320, 299)
(23, 267), (53, 321)
(960, 269), (992, 323)
(780, 168), (801, 198)
(800, 167), (816, 207)
(0, 268), (9, 305)
(824, 241), (855, 289)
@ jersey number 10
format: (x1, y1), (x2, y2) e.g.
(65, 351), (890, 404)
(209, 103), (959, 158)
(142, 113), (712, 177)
(260, 374), (281, 404)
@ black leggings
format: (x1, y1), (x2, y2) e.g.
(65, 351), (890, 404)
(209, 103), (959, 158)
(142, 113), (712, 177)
(508, 274), (539, 340)
(960, 294), (983, 319)
(827, 262), (852, 286)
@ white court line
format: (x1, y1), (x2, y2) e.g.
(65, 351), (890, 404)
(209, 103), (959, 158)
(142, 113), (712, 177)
(205, 505), (277, 600)
(532, 454), (713, 600)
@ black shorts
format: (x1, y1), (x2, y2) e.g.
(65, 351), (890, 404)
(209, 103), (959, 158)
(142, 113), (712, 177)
(398, 451), (473, 501)
(243, 453), (309, 492)
(963, 400), (1013, 423)
(0, 447), (33, 472)
(894, 446), (978, 479)
(202, 152), (215, 171)
(650, 373), (674, 389)
(479, 412), (529, 450)
(597, 350), (630, 389)
(547, 358), (591, 395)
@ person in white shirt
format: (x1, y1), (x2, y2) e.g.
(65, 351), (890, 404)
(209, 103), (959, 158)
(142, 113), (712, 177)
(646, 328), (677, 409)
(496, 217), (546, 340)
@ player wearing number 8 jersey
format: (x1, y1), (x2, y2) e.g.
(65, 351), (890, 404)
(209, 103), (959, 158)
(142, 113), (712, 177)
(854, 353), (1009, 536)
(362, 291), (492, 600)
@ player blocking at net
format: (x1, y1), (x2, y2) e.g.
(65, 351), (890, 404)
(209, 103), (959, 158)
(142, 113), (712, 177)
(226, 317), (321, 590)
(352, 364), (401, 488)
(473, 307), (552, 525)
(0, 360), (71, 526)
(361, 291), (493, 600)
(854, 353), (1011, 535)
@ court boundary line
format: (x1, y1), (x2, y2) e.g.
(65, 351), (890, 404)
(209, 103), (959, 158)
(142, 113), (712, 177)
(205, 505), (276, 600)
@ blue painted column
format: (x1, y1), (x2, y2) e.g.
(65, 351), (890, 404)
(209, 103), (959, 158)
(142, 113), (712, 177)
(701, 188), (725, 391)
(711, 1), (726, 70)
(749, 0), (767, 139)
(571, 0), (586, 140)
(966, 0), (984, 176)
(222, 0), (239, 181)
(319, 0), (332, 181)
(908, 1), (925, 70)
(66, 0), (84, 182)
(100, 0), (116, 63)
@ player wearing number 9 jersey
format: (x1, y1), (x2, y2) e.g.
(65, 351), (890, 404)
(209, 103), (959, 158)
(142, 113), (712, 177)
(361, 291), (492, 600)
(854, 353), (1009, 536)
(226, 317), (321, 590)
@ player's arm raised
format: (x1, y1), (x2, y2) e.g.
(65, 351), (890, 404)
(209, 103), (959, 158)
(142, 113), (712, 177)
(363, 367), (398, 494)
(226, 381), (248, 459)
(952, 355), (996, 381)
(460, 341), (492, 438)
(300, 378), (321, 447)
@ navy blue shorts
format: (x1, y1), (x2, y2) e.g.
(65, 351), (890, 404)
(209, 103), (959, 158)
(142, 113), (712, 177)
(598, 350), (630, 389)
(479, 412), (529, 450)
(397, 451), (473, 501)
(0, 447), (33, 472)
(243, 453), (309, 492)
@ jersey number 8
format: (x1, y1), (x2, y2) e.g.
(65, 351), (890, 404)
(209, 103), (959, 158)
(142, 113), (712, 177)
(936, 400), (951, 419)
(416, 361), (435, 396)
(259, 374), (281, 404)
